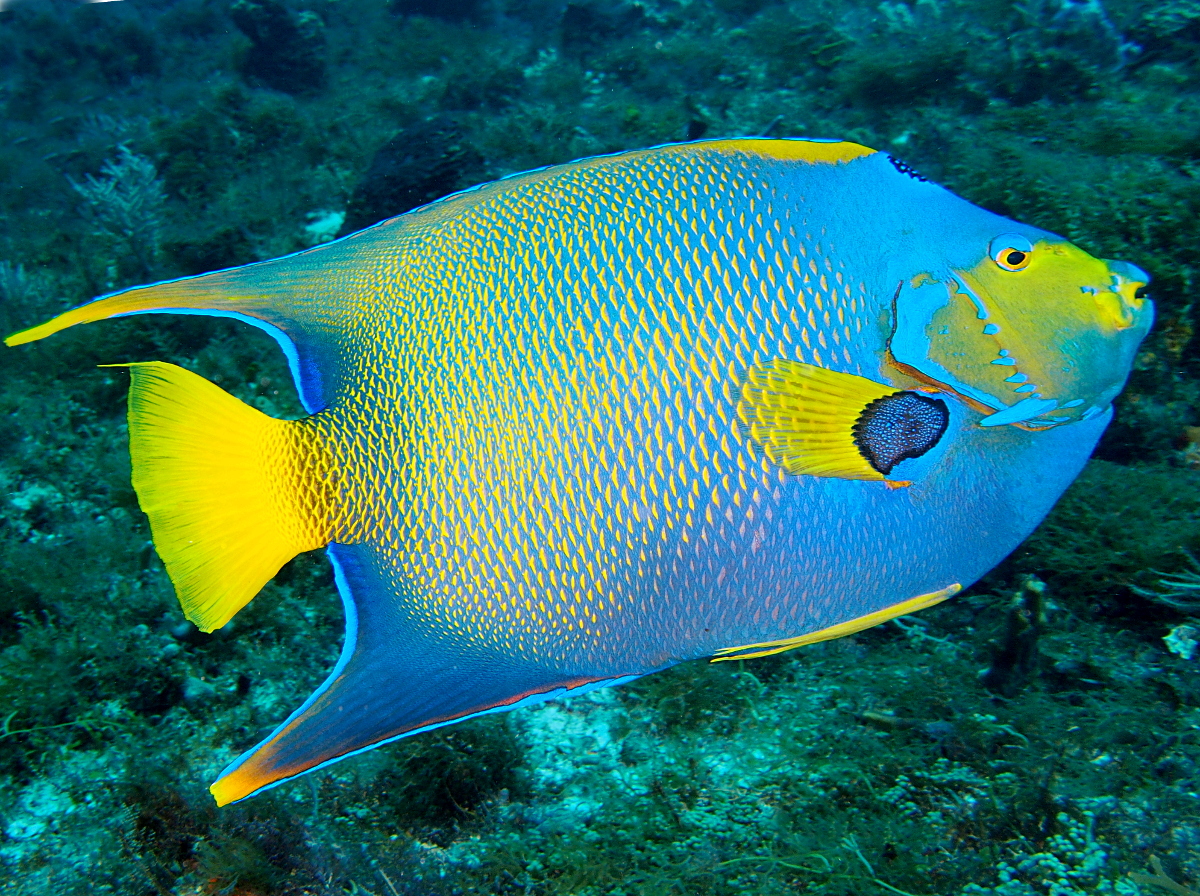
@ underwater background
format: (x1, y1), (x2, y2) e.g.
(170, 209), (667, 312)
(0, 0), (1198, 893)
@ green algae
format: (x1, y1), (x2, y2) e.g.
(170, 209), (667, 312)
(999, 461), (1200, 609)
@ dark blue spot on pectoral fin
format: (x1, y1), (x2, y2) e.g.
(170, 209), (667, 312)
(210, 542), (637, 806)
(853, 391), (949, 475)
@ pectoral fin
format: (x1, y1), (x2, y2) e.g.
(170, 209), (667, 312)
(738, 359), (949, 481)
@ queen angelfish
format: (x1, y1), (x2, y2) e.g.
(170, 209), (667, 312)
(5, 139), (1152, 804)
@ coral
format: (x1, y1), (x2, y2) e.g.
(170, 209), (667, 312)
(70, 145), (166, 281)
(391, 0), (486, 22)
(0, 261), (60, 336)
(559, 0), (651, 60)
(740, 10), (848, 83)
(980, 576), (1047, 697)
(1131, 856), (1200, 896)
(1132, 550), (1200, 612)
(989, 0), (1138, 105)
(3, 2), (159, 108)
(882, 758), (1000, 827)
(1162, 623), (1198, 660)
(371, 718), (527, 844)
(1135, 2), (1200, 68)
(837, 41), (971, 110)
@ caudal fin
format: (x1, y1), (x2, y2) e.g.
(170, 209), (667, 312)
(118, 362), (340, 632)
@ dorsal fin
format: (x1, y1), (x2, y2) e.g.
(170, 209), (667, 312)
(4, 224), (417, 411)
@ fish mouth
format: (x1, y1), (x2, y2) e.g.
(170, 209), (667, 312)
(887, 244), (1153, 429)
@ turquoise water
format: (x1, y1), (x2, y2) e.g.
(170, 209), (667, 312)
(1, 0), (1199, 893)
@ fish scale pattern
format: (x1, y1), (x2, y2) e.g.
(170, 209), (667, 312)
(316, 144), (875, 668)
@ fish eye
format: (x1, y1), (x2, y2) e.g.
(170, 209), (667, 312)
(990, 234), (1034, 271)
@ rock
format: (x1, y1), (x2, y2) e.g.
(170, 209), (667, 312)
(339, 116), (486, 236)
(559, 0), (649, 59)
(229, 0), (327, 94)
(182, 676), (217, 705)
(390, 0), (486, 21)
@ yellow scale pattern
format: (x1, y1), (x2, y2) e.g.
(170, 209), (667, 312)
(312, 146), (870, 666)
(273, 418), (342, 551)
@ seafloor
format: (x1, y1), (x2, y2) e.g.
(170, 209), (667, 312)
(1, 0), (1199, 893)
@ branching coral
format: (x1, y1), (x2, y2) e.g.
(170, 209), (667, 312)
(70, 145), (165, 280)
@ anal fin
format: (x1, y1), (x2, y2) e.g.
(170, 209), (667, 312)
(210, 543), (641, 806)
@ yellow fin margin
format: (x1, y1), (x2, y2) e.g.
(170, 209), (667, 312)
(738, 359), (899, 480)
(712, 583), (962, 661)
(114, 362), (339, 632)
(702, 139), (876, 165)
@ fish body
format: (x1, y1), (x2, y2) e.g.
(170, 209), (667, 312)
(6, 139), (1151, 804)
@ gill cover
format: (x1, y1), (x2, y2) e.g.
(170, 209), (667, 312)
(889, 237), (1152, 428)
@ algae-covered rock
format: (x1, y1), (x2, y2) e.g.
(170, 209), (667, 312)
(559, 0), (650, 60)
(339, 116), (486, 236)
(391, 0), (486, 21)
(229, 0), (327, 95)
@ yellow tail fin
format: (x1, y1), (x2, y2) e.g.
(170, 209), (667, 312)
(116, 362), (339, 632)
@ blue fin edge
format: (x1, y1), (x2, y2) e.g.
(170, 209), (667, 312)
(107, 307), (319, 414)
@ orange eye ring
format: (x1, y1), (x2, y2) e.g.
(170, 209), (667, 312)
(998, 248), (1029, 270)
(990, 234), (1034, 271)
